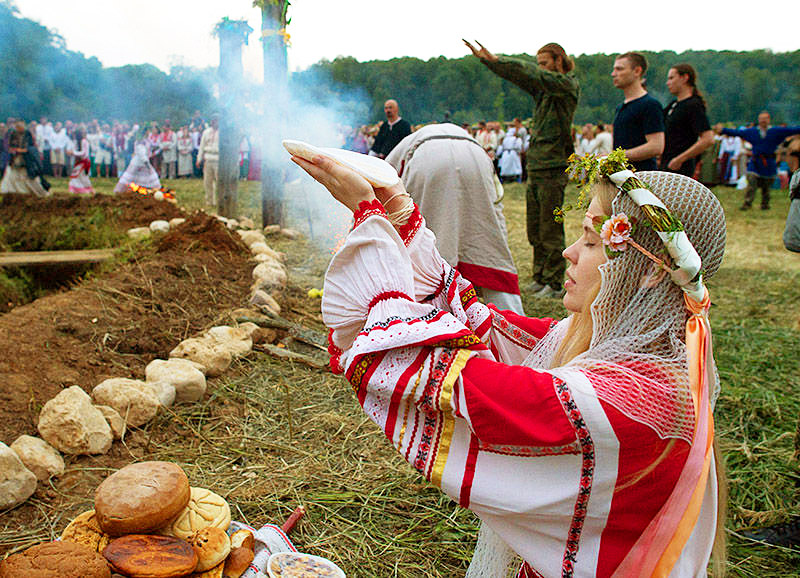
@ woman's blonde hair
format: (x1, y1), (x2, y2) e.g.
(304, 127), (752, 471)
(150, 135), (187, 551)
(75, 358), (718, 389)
(552, 178), (727, 575)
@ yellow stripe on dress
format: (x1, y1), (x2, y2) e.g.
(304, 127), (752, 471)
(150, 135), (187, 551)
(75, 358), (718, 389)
(431, 349), (471, 488)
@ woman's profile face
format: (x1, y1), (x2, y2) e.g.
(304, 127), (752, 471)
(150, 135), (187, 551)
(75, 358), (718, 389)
(562, 196), (608, 313)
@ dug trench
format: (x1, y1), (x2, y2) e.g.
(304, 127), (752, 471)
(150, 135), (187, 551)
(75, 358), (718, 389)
(0, 193), (309, 550)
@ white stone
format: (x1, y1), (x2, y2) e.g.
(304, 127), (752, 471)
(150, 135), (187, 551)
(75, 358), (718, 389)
(168, 217), (186, 228)
(239, 216), (255, 229)
(127, 227), (151, 240)
(280, 228), (300, 239)
(154, 191), (165, 201)
(145, 359), (207, 403)
(91, 378), (160, 428)
(226, 219), (239, 230)
(149, 220), (170, 233)
(37, 386), (113, 455)
(252, 262), (287, 284)
(249, 290), (281, 315)
(263, 224), (281, 235)
(237, 230), (266, 248)
(0, 442), (37, 510)
(204, 326), (253, 358)
(144, 380), (176, 407)
(170, 338), (233, 377)
(94, 405), (126, 439)
(10, 435), (65, 481)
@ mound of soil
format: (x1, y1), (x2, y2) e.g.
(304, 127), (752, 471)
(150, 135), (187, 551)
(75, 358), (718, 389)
(0, 212), (253, 445)
(0, 191), (185, 238)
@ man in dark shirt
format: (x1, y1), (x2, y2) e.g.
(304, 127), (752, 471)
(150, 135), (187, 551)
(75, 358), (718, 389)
(370, 99), (412, 159)
(611, 52), (664, 171)
(466, 40), (579, 299)
(660, 64), (714, 177)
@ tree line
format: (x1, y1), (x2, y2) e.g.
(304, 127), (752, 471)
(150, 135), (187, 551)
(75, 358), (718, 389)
(3, 0), (797, 128)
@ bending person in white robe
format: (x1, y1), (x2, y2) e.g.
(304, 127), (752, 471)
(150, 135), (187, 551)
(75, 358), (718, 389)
(387, 123), (524, 314)
(114, 139), (161, 193)
(291, 151), (727, 578)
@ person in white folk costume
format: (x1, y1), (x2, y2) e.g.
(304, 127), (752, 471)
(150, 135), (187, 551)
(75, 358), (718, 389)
(114, 130), (161, 193)
(386, 123), (524, 315)
(292, 148), (726, 577)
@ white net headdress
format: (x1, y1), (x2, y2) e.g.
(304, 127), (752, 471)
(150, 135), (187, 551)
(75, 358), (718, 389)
(526, 171), (726, 442)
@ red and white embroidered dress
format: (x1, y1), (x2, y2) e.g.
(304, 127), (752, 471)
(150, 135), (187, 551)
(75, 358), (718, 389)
(322, 201), (716, 577)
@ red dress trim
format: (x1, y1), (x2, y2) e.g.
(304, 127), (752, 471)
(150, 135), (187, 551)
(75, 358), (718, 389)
(327, 328), (344, 374)
(352, 199), (387, 229)
(368, 291), (413, 310)
(396, 204), (423, 245)
(456, 262), (521, 295)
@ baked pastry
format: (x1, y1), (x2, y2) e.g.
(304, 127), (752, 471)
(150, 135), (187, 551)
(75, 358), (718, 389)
(229, 529), (254, 551)
(187, 527), (231, 572)
(222, 546), (255, 578)
(103, 534), (198, 578)
(95, 461), (191, 535)
(162, 487), (231, 540)
(60, 509), (112, 553)
(191, 561), (224, 578)
(0, 540), (111, 578)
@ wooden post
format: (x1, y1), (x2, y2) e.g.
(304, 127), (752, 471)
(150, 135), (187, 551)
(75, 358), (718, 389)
(214, 19), (252, 219)
(259, 1), (290, 227)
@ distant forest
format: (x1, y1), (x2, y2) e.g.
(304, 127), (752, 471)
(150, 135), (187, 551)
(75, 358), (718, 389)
(3, 1), (798, 127)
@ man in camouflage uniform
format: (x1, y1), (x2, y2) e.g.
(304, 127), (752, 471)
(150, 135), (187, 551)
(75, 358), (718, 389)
(466, 40), (579, 298)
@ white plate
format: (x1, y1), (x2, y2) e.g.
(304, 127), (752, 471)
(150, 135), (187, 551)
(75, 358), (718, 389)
(267, 551), (346, 578)
(282, 139), (399, 188)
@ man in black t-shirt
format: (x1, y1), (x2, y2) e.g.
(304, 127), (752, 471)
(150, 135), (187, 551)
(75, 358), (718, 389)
(660, 64), (714, 177)
(370, 99), (412, 159)
(611, 52), (664, 171)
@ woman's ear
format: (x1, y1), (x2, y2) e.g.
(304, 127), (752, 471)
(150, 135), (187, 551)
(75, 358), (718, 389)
(641, 262), (668, 288)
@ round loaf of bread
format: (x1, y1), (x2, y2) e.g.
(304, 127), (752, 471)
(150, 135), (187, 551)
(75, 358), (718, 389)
(103, 534), (198, 578)
(60, 510), (112, 553)
(95, 461), (190, 535)
(162, 487), (231, 539)
(0, 541), (111, 578)
(187, 527), (230, 572)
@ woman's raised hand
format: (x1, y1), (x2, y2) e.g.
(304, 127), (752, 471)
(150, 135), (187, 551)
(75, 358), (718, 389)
(291, 155), (376, 212)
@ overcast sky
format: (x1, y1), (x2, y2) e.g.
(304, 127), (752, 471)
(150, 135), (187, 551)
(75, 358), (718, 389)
(15, 0), (798, 80)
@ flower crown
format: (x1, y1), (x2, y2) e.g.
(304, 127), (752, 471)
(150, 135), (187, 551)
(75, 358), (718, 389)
(565, 150), (706, 302)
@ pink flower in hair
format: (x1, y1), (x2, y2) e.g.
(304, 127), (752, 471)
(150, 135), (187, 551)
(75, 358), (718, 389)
(600, 213), (632, 252)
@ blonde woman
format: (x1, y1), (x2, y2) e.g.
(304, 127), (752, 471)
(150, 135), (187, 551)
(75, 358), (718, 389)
(292, 151), (727, 577)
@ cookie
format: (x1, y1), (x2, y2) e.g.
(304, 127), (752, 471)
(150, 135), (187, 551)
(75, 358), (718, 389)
(103, 534), (198, 578)
(60, 509), (112, 553)
(95, 461), (190, 536)
(0, 541), (110, 578)
(162, 487), (231, 540)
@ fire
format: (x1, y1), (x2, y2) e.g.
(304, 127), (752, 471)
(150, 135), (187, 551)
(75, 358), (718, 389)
(127, 182), (176, 201)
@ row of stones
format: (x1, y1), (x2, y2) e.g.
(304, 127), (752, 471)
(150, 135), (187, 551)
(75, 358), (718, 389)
(0, 217), (293, 512)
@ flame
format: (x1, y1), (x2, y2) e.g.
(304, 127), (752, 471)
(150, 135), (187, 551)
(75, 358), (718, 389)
(127, 182), (176, 200)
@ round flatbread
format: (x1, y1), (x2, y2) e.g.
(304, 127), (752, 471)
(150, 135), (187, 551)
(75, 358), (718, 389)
(60, 509), (112, 553)
(103, 534), (198, 578)
(283, 139), (400, 188)
(0, 541), (110, 578)
(95, 461), (191, 536)
(161, 487), (231, 540)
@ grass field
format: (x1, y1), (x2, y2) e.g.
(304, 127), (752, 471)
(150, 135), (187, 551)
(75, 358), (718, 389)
(11, 176), (800, 575)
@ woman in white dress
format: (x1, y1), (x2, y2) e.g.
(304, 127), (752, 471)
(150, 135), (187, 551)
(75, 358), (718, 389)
(114, 133), (161, 193)
(497, 131), (523, 182)
(68, 127), (94, 195)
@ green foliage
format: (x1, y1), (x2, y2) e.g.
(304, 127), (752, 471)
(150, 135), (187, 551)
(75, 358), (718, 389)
(315, 49), (799, 125)
(0, 1), (213, 122)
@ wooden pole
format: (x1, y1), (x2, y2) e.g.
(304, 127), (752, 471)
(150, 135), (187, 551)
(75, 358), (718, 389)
(215, 19), (252, 219)
(260, 1), (289, 227)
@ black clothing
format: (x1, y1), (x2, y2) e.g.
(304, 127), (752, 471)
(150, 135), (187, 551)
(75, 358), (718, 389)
(371, 118), (412, 158)
(613, 93), (664, 171)
(661, 95), (711, 176)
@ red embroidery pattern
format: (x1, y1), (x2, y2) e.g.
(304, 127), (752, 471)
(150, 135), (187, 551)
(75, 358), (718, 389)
(327, 328), (344, 374)
(346, 352), (378, 396)
(397, 204), (423, 245)
(490, 310), (540, 349)
(459, 285), (478, 308)
(432, 333), (484, 350)
(413, 347), (458, 476)
(554, 377), (595, 577)
(352, 199), (387, 229)
(517, 562), (545, 578)
(367, 291), (412, 310)
(477, 440), (581, 458)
